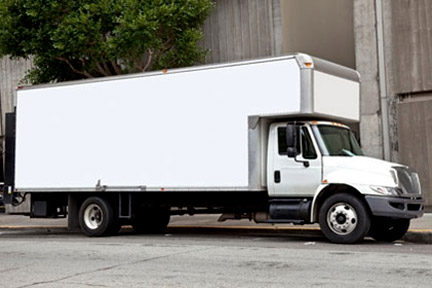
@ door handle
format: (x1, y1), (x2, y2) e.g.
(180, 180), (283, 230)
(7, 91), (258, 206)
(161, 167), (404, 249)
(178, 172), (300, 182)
(274, 170), (281, 183)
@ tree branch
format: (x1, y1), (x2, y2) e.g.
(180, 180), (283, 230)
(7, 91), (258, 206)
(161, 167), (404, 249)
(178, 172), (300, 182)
(96, 62), (111, 76)
(55, 57), (94, 78)
(102, 62), (113, 76)
(161, 37), (175, 53)
(110, 60), (122, 75)
(143, 49), (153, 71)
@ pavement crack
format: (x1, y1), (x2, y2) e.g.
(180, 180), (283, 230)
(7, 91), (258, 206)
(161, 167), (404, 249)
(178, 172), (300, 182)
(16, 247), (211, 288)
(0, 267), (20, 274)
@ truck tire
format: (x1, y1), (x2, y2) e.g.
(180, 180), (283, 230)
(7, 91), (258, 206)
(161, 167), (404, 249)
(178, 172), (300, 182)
(368, 217), (410, 242)
(132, 208), (170, 234)
(79, 197), (116, 236)
(319, 193), (370, 244)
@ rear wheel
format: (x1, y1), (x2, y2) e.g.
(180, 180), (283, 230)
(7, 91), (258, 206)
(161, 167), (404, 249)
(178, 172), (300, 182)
(79, 197), (116, 236)
(319, 193), (370, 244)
(368, 217), (410, 242)
(132, 207), (170, 234)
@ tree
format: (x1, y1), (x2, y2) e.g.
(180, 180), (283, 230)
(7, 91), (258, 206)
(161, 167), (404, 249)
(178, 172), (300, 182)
(0, 0), (213, 84)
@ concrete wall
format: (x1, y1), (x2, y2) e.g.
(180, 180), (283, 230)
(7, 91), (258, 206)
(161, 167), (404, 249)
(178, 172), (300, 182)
(398, 97), (432, 209)
(389, 0), (432, 209)
(202, 0), (355, 68)
(0, 57), (33, 136)
(353, 0), (383, 159)
(280, 0), (355, 69)
(390, 0), (432, 94)
(202, 0), (281, 63)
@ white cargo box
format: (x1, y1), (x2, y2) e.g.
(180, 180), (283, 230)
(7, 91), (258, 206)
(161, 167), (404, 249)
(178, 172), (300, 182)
(14, 54), (360, 191)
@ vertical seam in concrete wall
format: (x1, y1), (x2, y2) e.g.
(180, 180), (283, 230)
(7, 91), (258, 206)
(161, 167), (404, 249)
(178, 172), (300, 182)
(232, 1), (242, 59)
(425, 0), (432, 79)
(272, 0), (282, 56)
(223, 0), (229, 61)
(421, 0), (431, 90)
(268, 0), (275, 56)
(256, 1), (262, 55)
(376, 0), (391, 161)
(238, 0), (245, 59)
(241, 0), (251, 59)
(247, 1), (253, 57)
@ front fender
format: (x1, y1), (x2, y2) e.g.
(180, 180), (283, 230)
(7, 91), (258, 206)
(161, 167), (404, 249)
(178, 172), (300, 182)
(310, 184), (330, 223)
(310, 183), (372, 223)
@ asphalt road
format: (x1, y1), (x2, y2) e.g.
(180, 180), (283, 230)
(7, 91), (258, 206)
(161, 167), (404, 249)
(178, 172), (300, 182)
(1, 213), (431, 244)
(0, 228), (432, 288)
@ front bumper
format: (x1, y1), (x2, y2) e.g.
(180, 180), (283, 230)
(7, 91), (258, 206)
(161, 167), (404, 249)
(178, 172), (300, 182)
(365, 195), (424, 219)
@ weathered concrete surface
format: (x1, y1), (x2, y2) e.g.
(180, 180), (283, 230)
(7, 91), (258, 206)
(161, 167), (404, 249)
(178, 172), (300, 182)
(0, 225), (432, 288)
(353, 0), (383, 160)
(202, 0), (277, 64)
(0, 56), (33, 134)
(281, 0), (355, 68)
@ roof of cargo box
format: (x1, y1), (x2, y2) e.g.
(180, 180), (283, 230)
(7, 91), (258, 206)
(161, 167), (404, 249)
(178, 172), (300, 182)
(16, 53), (360, 91)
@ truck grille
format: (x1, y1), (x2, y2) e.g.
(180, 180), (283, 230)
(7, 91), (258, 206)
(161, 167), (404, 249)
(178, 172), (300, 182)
(393, 167), (421, 196)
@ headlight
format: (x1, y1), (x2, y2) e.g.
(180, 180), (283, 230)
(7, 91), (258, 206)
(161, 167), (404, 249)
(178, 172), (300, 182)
(390, 169), (398, 186)
(411, 173), (422, 195)
(370, 186), (402, 196)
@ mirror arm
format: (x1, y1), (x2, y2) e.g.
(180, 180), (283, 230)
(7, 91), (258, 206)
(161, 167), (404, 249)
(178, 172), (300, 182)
(293, 156), (310, 168)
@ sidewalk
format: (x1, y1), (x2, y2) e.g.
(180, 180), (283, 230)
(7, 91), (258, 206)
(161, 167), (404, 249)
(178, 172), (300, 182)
(0, 212), (431, 243)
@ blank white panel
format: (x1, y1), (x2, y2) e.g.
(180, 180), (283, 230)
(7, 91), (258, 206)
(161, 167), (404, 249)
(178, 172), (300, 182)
(15, 59), (301, 189)
(313, 71), (360, 122)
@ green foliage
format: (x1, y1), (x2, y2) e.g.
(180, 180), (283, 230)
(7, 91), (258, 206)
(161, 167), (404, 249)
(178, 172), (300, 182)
(0, 0), (213, 84)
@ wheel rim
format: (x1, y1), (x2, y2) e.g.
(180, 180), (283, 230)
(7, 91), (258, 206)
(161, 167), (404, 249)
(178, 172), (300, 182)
(83, 203), (104, 230)
(327, 202), (358, 235)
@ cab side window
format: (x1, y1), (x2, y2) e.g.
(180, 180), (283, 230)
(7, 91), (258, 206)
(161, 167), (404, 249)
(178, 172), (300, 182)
(277, 126), (317, 159)
(301, 127), (317, 159)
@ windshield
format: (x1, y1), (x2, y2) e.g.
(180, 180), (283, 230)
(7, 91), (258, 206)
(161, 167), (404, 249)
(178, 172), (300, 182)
(312, 125), (363, 156)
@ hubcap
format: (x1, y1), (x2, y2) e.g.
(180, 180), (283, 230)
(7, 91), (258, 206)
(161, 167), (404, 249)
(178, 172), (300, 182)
(327, 202), (357, 235)
(83, 204), (103, 230)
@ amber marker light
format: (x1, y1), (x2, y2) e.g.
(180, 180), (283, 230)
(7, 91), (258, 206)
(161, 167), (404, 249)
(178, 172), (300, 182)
(305, 62), (313, 67)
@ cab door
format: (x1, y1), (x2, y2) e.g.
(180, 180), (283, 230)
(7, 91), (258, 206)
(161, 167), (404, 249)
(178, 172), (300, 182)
(270, 124), (322, 197)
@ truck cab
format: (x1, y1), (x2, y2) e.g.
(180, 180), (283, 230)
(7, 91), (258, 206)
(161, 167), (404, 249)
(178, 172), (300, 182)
(265, 121), (423, 243)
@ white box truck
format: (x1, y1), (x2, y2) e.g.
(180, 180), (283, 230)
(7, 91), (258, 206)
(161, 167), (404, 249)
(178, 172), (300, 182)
(2, 54), (424, 243)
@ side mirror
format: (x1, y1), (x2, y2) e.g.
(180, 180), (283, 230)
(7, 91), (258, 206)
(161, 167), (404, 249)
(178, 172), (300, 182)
(286, 124), (298, 158)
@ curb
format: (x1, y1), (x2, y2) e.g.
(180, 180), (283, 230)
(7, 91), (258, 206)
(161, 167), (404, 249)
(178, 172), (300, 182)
(404, 230), (432, 244)
(167, 225), (324, 238)
(1, 224), (431, 244)
(0, 225), (67, 230)
(167, 225), (432, 244)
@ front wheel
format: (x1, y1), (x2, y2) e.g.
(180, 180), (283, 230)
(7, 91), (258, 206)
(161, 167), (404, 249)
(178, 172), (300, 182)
(319, 193), (371, 244)
(368, 218), (410, 242)
(79, 197), (116, 236)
